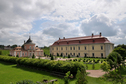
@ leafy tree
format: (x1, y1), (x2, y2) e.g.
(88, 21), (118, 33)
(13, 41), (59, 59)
(0, 51), (2, 55)
(107, 52), (122, 70)
(16, 55), (19, 57)
(51, 55), (54, 60)
(32, 54), (35, 58)
(113, 47), (126, 61)
(115, 44), (126, 50)
(60, 53), (63, 57)
(68, 54), (70, 58)
(76, 67), (87, 84)
(11, 44), (17, 48)
(100, 61), (110, 73)
(64, 71), (71, 84)
(77, 55), (79, 57)
(57, 53), (59, 56)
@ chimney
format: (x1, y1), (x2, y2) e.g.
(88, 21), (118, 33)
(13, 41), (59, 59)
(100, 32), (102, 37)
(63, 37), (65, 39)
(59, 37), (60, 40)
(92, 33), (94, 37)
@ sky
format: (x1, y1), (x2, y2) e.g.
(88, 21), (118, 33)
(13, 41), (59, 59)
(0, 0), (126, 47)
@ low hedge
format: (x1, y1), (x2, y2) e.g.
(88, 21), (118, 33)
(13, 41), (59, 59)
(0, 56), (85, 76)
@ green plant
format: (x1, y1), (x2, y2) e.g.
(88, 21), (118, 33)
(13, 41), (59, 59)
(16, 55), (19, 57)
(68, 54), (70, 58)
(92, 63), (95, 70)
(64, 71), (71, 84)
(76, 67), (87, 84)
(32, 54), (35, 58)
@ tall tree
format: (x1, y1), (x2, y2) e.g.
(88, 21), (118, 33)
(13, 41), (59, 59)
(113, 47), (126, 61)
(76, 67), (87, 84)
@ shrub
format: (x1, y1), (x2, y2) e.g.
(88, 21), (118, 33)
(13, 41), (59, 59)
(92, 63), (95, 70)
(32, 54), (35, 58)
(68, 54), (70, 58)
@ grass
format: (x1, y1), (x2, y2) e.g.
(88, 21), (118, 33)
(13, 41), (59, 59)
(0, 61), (114, 84)
(0, 61), (64, 84)
(0, 50), (10, 55)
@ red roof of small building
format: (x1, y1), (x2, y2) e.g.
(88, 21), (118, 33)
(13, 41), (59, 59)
(51, 34), (113, 46)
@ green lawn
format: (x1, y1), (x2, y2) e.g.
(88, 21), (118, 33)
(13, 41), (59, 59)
(0, 61), (114, 84)
(0, 61), (64, 84)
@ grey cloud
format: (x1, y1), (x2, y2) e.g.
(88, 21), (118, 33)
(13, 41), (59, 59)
(80, 14), (117, 36)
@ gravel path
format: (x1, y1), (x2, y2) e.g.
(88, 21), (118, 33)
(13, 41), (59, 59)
(86, 70), (105, 78)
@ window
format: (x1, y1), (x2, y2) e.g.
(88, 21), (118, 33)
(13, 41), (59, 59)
(70, 53), (72, 55)
(25, 52), (27, 56)
(101, 53), (103, 58)
(57, 47), (58, 50)
(78, 53), (80, 56)
(66, 47), (67, 50)
(84, 53), (87, 57)
(78, 47), (80, 50)
(29, 46), (31, 49)
(85, 46), (86, 50)
(66, 53), (67, 56)
(61, 47), (63, 50)
(73, 47), (75, 50)
(52, 48), (54, 50)
(92, 53), (94, 57)
(70, 47), (72, 50)
(101, 46), (103, 50)
(39, 52), (41, 55)
(92, 46), (94, 50)
(73, 53), (75, 56)
(22, 52), (24, 56)
(33, 46), (34, 50)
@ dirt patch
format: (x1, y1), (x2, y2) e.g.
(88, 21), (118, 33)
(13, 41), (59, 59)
(86, 70), (105, 78)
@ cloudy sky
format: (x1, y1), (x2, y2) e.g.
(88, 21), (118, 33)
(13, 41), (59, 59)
(0, 0), (126, 47)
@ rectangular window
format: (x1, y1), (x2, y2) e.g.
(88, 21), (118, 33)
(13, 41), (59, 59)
(101, 53), (103, 58)
(66, 53), (67, 56)
(92, 53), (94, 57)
(70, 47), (72, 50)
(78, 47), (80, 50)
(92, 46), (94, 50)
(101, 46), (103, 50)
(70, 53), (72, 55)
(22, 52), (24, 56)
(57, 47), (58, 50)
(85, 46), (86, 50)
(78, 53), (80, 56)
(25, 52), (27, 56)
(73, 53), (75, 56)
(61, 47), (63, 50)
(73, 47), (75, 50)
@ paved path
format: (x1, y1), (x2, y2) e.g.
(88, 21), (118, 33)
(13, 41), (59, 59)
(86, 70), (105, 78)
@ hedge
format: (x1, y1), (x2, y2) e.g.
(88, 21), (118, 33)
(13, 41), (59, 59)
(0, 56), (85, 76)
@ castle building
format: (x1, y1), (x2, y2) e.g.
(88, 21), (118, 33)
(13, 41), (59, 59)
(50, 33), (114, 58)
(10, 36), (44, 57)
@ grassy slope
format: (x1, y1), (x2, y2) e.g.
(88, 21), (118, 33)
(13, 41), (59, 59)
(0, 61), (64, 84)
(0, 61), (114, 84)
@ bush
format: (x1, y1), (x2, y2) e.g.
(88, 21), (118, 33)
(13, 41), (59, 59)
(68, 54), (70, 58)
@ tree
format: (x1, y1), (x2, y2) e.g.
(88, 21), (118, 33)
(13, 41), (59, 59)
(51, 55), (54, 60)
(100, 61), (110, 73)
(32, 54), (35, 58)
(0, 51), (2, 55)
(107, 52), (122, 70)
(60, 53), (63, 57)
(64, 71), (71, 84)
(57, 53), (59, 56)
(16, 55), (19, 57)
(76, 67), (87, 84)
(113, 47), (126, 61)
(68, 54), (70, 58)
(11, 44), (17, 48)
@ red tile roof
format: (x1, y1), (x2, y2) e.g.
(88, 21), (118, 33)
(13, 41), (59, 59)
(51, 34), (113, 46)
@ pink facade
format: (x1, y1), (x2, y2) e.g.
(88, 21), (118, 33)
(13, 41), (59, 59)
(10, 37), (44, 57)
